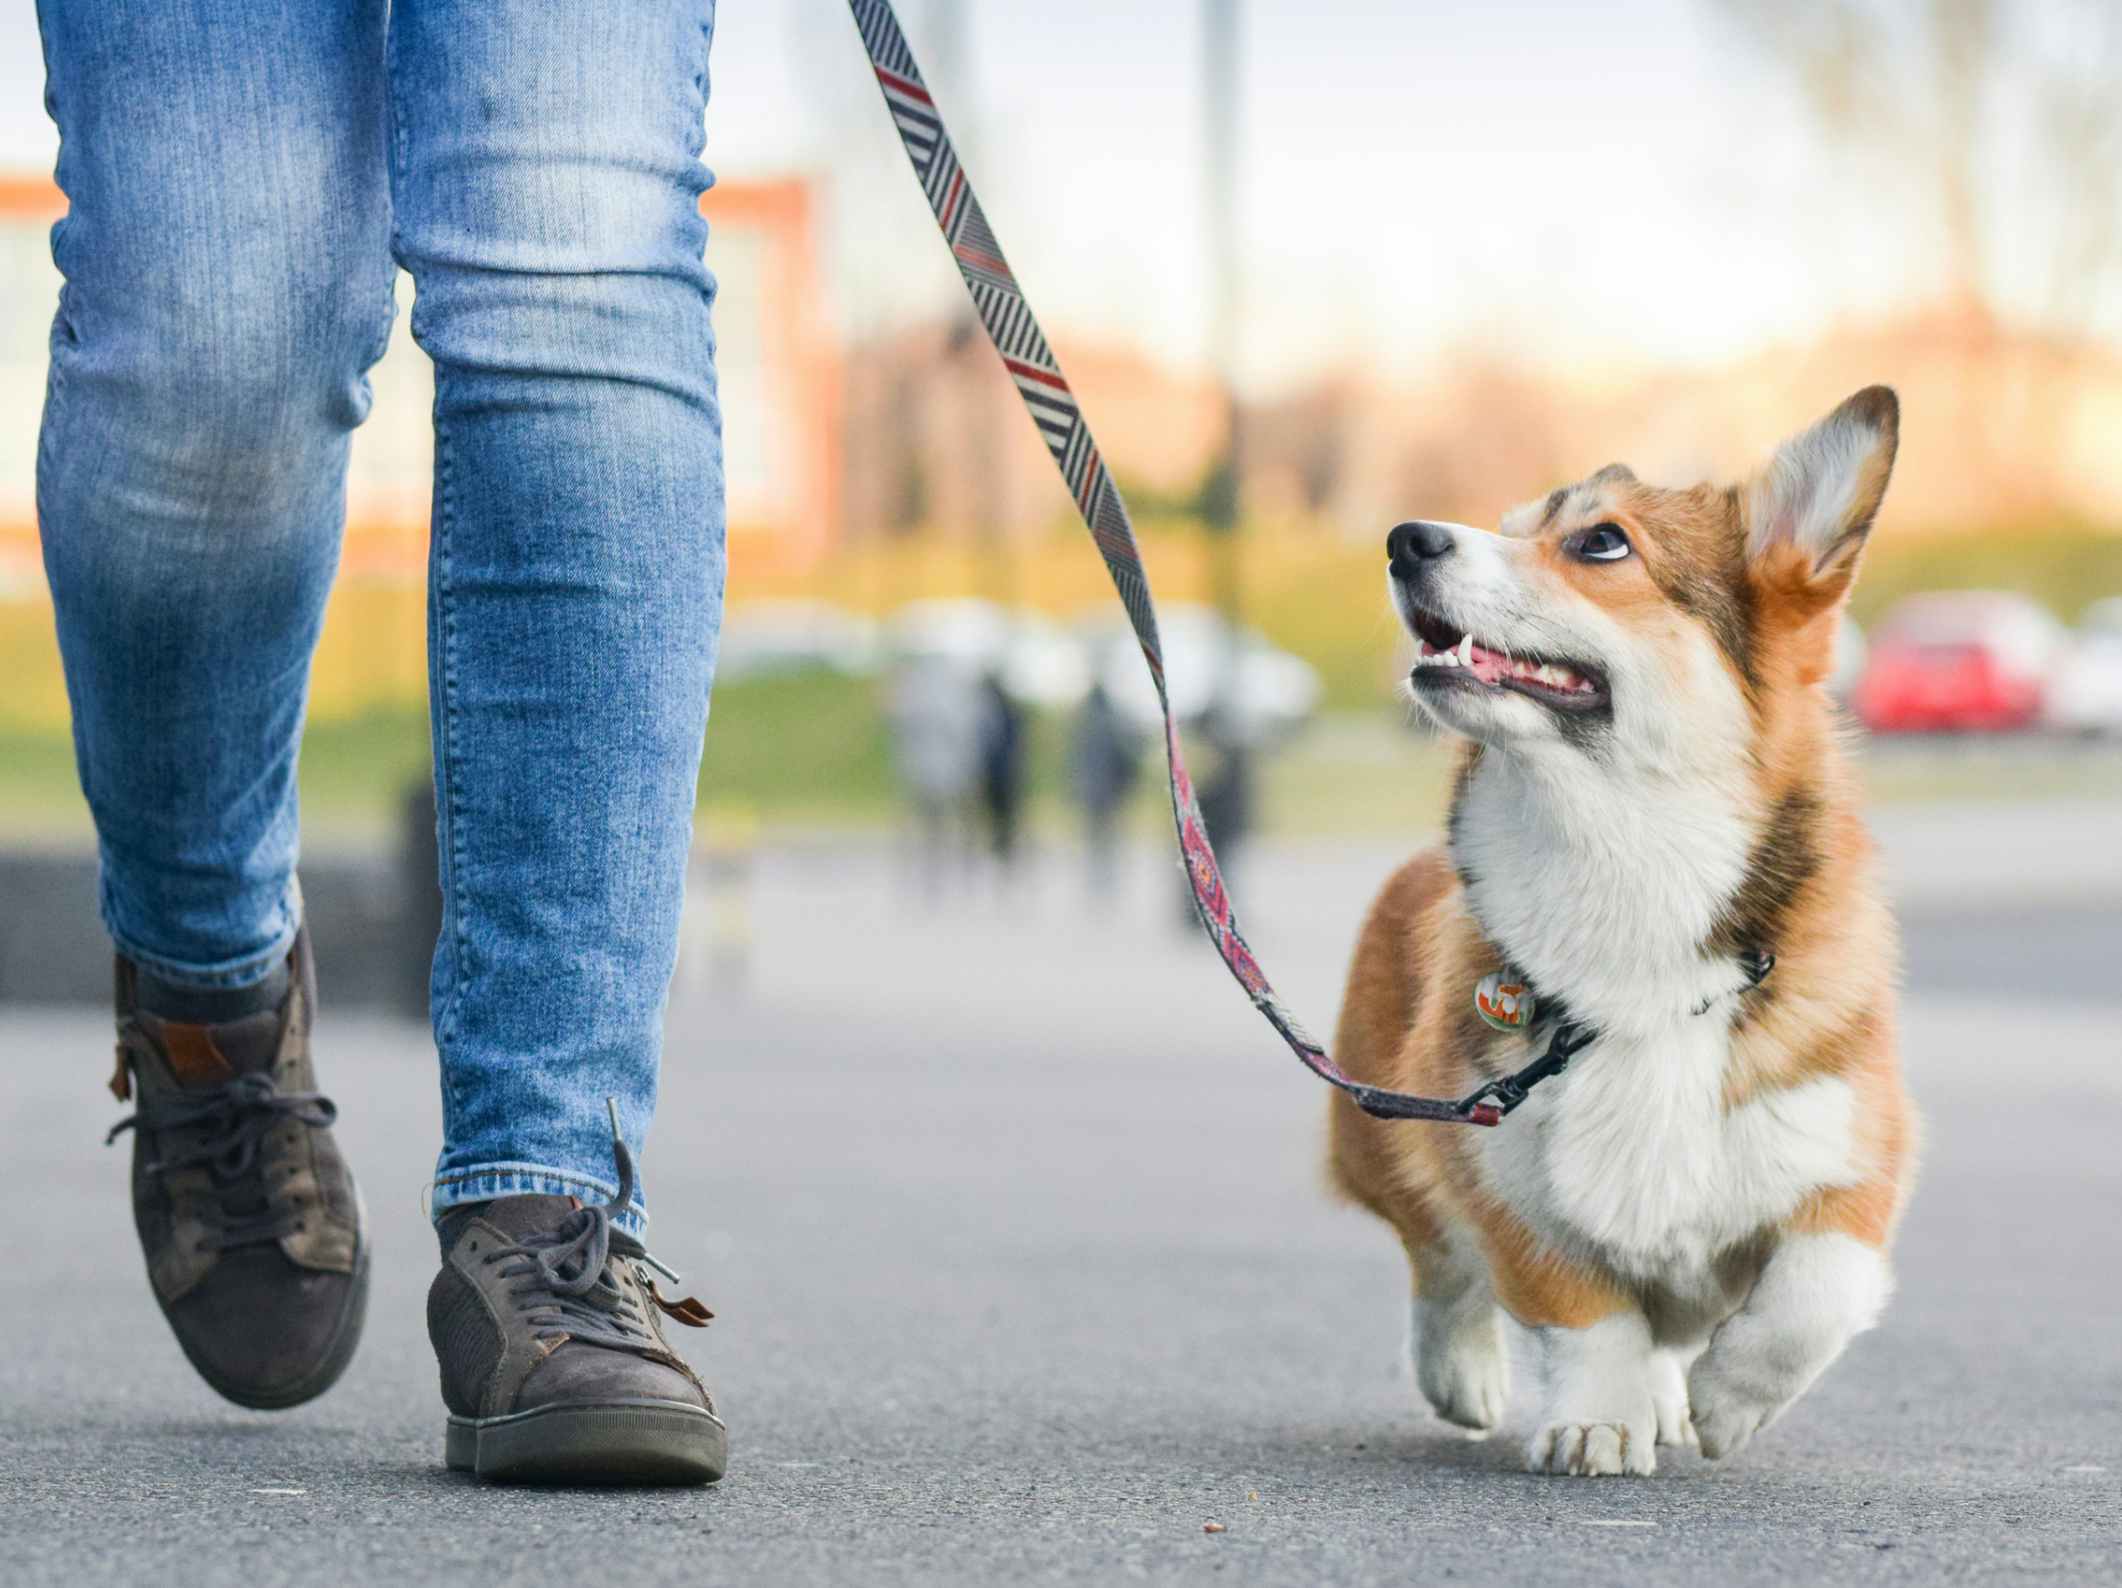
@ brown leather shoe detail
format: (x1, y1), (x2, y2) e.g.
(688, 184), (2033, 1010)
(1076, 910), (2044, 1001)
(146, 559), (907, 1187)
(650, 1284), (714, 1328)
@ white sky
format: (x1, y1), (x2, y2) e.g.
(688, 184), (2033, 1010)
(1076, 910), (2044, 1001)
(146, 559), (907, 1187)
(0, 1), (2089, 393)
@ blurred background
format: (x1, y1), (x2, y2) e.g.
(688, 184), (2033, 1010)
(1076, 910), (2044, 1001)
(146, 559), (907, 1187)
(2, 0), (2120, 1006)
(5, 9), (2121, 1571)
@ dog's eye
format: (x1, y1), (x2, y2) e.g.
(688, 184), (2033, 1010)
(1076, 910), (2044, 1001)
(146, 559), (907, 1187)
(1572, 524), (1632, 563)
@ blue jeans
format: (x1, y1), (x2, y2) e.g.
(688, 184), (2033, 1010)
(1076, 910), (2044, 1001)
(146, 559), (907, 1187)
(35, 0), (725, 1233)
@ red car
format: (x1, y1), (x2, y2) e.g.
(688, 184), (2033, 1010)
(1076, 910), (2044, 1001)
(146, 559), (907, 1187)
(1853, 594), (2066, 734)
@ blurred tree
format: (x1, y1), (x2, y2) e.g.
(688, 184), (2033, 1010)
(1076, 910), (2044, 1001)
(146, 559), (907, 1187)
(1716, 0), (2122, 336)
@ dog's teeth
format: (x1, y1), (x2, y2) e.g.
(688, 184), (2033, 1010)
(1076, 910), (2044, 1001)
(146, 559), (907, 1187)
(1458, 633), (1473, 665)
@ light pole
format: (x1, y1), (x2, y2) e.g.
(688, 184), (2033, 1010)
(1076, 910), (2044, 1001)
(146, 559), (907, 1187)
(1199, 0), (1253, 854)
(1202, 0), (1243, 563)
(930, 0), (1014, 610)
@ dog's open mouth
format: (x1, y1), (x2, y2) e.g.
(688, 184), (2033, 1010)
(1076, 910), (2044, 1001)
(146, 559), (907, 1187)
(1405, 606), (1608, 712)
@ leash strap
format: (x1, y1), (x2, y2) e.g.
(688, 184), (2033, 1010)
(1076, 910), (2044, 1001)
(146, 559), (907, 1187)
(847, 0), (1503, 1127)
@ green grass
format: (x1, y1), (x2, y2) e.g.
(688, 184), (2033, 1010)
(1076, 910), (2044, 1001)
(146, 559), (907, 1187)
(0, 729), (82, 835)
(298, 707), (434, 821)
(0, 673), (909, 841)
(696, 668), (898, 826)
(295, 674), (914, 828)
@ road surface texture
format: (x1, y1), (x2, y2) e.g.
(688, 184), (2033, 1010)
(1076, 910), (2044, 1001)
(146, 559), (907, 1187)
(3, 802), (2118, 1586)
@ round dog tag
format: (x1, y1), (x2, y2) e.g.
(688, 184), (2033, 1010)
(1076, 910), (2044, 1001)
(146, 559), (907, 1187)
(1474, 970), (1534, 1033)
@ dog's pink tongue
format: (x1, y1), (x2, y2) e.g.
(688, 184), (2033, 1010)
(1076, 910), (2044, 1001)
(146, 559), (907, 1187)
(1468, 641), (1510, 686)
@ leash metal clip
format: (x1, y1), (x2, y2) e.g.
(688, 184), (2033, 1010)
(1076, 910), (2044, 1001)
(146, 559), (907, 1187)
(1455, 1019), (1596, 1124)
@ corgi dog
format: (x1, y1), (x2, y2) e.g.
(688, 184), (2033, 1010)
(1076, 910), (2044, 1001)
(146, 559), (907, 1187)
(1328, 387), (1917, 1477)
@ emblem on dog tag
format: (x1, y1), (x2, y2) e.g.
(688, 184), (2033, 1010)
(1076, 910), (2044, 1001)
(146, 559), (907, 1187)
(1474, 970), (1534, 1033)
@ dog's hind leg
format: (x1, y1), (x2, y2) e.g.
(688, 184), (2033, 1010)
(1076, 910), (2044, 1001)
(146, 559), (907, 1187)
(1328, 1098), (1509, 1434)
(1648, 1345), (1700, 1448)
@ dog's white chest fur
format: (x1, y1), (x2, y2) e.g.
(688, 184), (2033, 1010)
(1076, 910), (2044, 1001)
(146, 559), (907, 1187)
(1454, 746), (1858, 1299)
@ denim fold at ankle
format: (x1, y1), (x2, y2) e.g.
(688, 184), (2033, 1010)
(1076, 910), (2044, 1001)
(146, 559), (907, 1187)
(430, 1162), (649, 1238)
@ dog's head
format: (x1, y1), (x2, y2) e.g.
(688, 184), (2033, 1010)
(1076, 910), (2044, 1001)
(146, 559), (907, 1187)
(1389, 386), (1898, 762)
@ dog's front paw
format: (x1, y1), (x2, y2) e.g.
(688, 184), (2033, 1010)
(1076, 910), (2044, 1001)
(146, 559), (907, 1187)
(1526, 1419), (1656, 1477)
(1686, 1358), (1781, 1460)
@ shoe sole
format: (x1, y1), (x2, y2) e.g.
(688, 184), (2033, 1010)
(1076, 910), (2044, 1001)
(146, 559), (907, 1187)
(446, 1399), (729, 1485)
(163, 1228), (372, 1413)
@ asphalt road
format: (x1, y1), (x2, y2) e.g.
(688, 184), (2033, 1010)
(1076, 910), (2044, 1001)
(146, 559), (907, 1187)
(3, 811), (2118, 1587)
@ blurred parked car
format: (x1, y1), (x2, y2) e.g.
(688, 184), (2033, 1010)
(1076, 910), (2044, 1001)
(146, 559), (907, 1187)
(2044, 596), (2122, 738)
(1079, 602), (1323, 748)
(715, 600), (879, 682)
(884, 599), (1088, 707)
(1853, 592), (2067, 734)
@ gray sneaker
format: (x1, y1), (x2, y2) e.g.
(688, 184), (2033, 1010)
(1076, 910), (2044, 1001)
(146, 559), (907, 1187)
(428, 1128), (724, 1484)
(106, 926), (369, 1409)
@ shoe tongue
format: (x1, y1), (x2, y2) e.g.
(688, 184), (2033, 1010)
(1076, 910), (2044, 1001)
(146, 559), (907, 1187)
(152, 1009), (283, 1087)
(477, 1194), (586, 1240)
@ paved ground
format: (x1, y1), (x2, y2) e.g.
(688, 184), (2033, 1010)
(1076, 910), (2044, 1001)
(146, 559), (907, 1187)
(3, 810), (2119, 1586)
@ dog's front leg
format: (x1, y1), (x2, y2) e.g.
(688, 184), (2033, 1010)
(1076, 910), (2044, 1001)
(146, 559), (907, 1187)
(1688, 1232), (1891, 1459)
(1527, 1312), (1662, 1476)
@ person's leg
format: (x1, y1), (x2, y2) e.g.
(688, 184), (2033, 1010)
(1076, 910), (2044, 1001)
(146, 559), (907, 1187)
(390, 0), (727, 1483)
(390, 0), (724, 1235)
(36, 0), (394, 1409)
(37, 0), (396, 985)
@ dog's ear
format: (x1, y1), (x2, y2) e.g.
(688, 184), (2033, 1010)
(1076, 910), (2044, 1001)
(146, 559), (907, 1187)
(1744, 386), (1898, 607)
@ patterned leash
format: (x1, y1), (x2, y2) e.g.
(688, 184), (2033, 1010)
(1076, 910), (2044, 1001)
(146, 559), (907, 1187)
(847, 0), (1511, 1127)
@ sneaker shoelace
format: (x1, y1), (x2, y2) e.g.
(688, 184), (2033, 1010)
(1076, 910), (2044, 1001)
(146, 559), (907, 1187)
(479, 1138), (704, 1355)
(106, 1070), (339, 1250)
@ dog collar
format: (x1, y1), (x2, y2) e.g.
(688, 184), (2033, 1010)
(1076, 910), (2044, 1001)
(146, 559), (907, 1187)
(1479, 947), (1774, 1034)
(1458, 948), (1776, 1123)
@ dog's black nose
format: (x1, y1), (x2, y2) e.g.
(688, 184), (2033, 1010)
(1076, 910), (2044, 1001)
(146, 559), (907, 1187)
(1387, 520), (1455, 576)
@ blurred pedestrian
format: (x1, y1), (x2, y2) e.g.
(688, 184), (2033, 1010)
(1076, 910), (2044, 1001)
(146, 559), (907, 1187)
(1068, 682), (1141, 900)
(888, 656), (984, 894)
(976, 669), (1027, 870)
(38, 0), (727, 1484)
